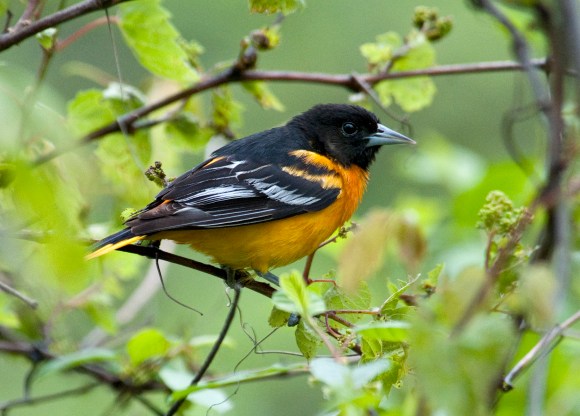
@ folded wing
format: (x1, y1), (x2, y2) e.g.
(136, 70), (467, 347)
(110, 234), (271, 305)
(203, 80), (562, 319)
(126, 156), (340, 235)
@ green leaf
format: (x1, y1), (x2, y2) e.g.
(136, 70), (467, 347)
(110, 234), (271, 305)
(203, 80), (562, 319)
(273, 272), (326, 316)
(118, 0), (199, 83)
(360, 32), (401, 67)
(268, 307), (291, 327)
(164, 113), (213, 150)
(386, 76), (437, 112)
(37, 349), (117, 379)
(324, 282), (371, 324)
(380, 276), (419, 314)
(36, 28), (57, 50)
(356, 321), (411, 343)
(126, 328), (170, 366)
(295, 320), (322, 360)
(249, 0), (304, 14)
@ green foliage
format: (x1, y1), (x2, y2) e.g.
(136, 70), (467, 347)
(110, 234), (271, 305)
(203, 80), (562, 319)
(36, 28), (57, 50)
(126, 328), (171, 366)
(0, 1), (578, 416)
(118, 0), (199, 83)
(309, 358), (390, 415)
(272, 271), (326, 316)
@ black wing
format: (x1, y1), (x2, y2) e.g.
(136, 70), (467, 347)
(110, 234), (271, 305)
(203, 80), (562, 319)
(125, 155), (340, 235)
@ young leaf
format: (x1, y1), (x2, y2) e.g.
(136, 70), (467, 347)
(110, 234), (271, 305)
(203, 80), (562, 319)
(356, 321), (411, 343)
(118, 0), (199, 83)
(324, 282), (372, 324)
(249, 0), (304, 14)
(295, 320), (322, 360)
(268, 307), (292, 328)
(272, 272), (326, 316)
(126, 328), (170, 366)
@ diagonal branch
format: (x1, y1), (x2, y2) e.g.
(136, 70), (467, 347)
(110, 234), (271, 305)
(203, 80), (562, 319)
(0, 0), (132, 52)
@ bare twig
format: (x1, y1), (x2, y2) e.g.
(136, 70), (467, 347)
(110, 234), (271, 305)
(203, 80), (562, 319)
(502, 310), (580, 390)
(165, 283), (242, 416)
(0, 274), (38, 309)
(0, 382), (100, 413)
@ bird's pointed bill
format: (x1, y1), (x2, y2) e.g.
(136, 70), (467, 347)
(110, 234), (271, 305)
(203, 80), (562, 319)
(366, 123), (415, 147)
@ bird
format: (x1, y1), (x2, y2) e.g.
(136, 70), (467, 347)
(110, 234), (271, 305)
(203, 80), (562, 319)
(87, 104), (415, 285)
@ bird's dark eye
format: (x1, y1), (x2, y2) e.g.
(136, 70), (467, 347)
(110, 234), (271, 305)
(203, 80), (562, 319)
(341, 122), (358, 137)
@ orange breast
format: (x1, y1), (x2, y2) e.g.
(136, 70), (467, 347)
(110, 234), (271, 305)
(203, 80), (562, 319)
(155, 156), (369, 272)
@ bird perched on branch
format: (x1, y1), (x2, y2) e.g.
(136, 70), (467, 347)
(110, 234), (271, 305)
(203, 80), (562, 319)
(87, 104), (415, 284)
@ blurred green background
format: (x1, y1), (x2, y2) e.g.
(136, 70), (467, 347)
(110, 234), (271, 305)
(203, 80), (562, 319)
(0, 1), (549, 415)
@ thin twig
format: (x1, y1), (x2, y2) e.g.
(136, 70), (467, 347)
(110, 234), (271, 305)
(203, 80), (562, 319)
(165, 283), (242, 416)
(0, 276), (38, 309)
(502, 310), (580, 390)
(34, 59), (548, 165)
(0, 382), (100, 412)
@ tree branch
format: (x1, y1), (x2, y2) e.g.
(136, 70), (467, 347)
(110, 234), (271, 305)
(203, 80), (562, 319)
(34, 58), (548, 164)
(0, 0), (132, 52)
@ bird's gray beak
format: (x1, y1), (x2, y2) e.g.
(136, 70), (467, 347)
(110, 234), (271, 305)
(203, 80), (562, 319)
(366, 123), (416, 147)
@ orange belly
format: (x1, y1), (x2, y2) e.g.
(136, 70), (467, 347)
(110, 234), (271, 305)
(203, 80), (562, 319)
(154, 163), (368, 272)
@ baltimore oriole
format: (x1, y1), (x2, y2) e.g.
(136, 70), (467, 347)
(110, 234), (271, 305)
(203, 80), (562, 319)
(88, 104), (415, 284)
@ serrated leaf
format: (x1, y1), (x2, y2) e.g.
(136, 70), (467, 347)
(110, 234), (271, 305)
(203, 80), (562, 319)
(36, 349), (117, 379)
(337, 210), (393, 292)
(268, 307), (291, 327)
(380, 276), (419, 314)
(360, 32), (401, 67)
(273, 272), (326, 316)
(118, 0), (198, 83)
(249, 0), (304, 14)
(356, 321), (411, 342)
(295, 320), (322, 360)
(324, 282), (371, 324)
(126, 328), (170, 366)
(361, 336), (384, 360)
